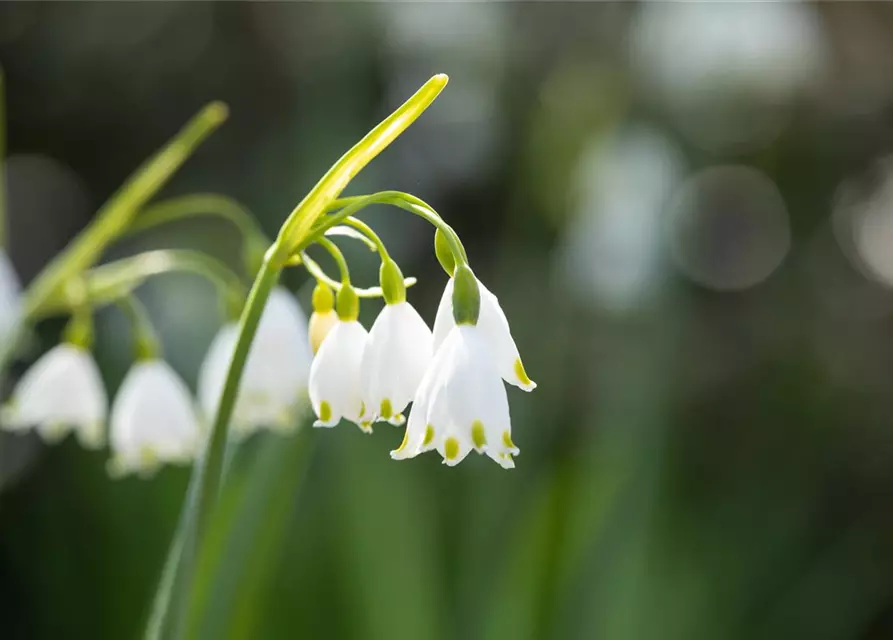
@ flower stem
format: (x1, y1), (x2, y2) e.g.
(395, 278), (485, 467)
(28, 249), (246, 320)
(314, 237), (350, 283)
(342, 216), (389, 260)
(127, 194), (266, 242)
(193, 257), (279, 555)
(299, 252), (416, 298)
(312, 190), (468, 266)
(115, 294), (161, 360)
(21, 102), (228, 320)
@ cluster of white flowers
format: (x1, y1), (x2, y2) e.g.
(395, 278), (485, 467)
(1, 243), (535, 474)
(0, 256), (314, 476)
(308, 265), (535, 469)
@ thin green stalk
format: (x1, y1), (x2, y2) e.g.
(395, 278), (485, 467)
(22, 102), (228, 320)
(127, 194), (266, 241)
(310, 190), (467, 265)
(115, 294), (161, 360)
(323, 225), (378, 252)
(195, 259), (279, 541)
(314, 237), (350, 283)
(29, 249), (246, 320)
(342, 217), (389, 260)
(299, 252), (416, 298)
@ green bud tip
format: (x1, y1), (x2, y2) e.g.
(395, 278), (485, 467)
(380, 259), (406, 305)
(312, 282), (335, 313)
(336, 284), (359, 321)
(451, 265), (480, 325)
(434, 229), (456, 276)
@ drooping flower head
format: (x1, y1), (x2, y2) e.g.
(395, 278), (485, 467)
(309, 283), (369, 431)
(360, 259), (433, 426)
(198, 286), (312, 437)
(432, 273), (536, 392)
(393, 265), (520, 468)
(109, 358), (202, 478)
(1, 342), (107, 448)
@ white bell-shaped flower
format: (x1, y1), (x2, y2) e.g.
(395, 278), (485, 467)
(198, 286), (312, 437)
(109, 359), (202, 477)
(432, 276), (536, 392)
(1, 343), (107, 447)
(392, 324), (518, 468)
(0, 249), (22, 353)
(309, 318), (369, 431)
(360, 300), (433, 426)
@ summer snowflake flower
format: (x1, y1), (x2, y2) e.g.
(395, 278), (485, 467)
(309, 318), (369, 430)
(1, 343), (107, 448)
(360, 300), (433, 426)
(0, 249), (21, 351)
(391, 324), (518, 468)
(198, 286), (312, 437)
(432, 275), (536, 392)
(108, 359), (202, 477)
(309, 284), (370, 431)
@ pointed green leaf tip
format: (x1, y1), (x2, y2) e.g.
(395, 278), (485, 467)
(451, 265), (480, 325)
(380, 259), (406, 305)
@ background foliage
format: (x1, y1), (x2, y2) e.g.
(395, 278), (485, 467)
(3, 3), (893, 639)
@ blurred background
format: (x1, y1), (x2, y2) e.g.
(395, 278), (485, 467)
(3, 2), (893, 639)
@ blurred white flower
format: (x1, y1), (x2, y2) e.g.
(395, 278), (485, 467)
(558, 126), (684, 311)
(108, 359), (202, 478)
(198, 286), (312, 438)
(0, 249), (21, 353)
(392, 324), (517, 468)
(631, 3), (826, 151)
(309, 319), (369, 431)
(1, 343), (107, 448)
(433, 276), (535, 391)
(360, 300), (433, 426)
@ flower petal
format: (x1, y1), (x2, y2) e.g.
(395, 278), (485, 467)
(2, 343), (108, 447)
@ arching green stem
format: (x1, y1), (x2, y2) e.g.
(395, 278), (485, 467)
(341, 217), (389, 261)
(323, 225), (377, 252)
(299, 252), (417, 298)
(311, 191), (467, 269)
(116, 294), (161, 360)
(30, 249), (246, 321)
(128, 194), (266, 242)
(313, 237), (350, 283)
